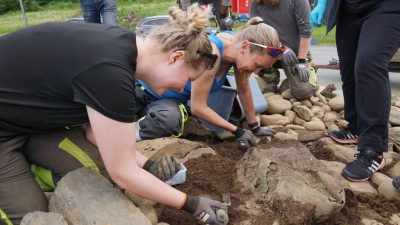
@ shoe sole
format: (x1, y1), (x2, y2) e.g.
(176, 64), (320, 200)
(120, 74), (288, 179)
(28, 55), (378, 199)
(330, 136), (359, 144)
(342, 158), (386, 182)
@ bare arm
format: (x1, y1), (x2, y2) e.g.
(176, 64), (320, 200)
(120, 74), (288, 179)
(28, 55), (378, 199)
(190, 44), (237, 132)
(85, 124), (148, 168)
(86, 106), (186, 208)
(234, 67), (257, 124)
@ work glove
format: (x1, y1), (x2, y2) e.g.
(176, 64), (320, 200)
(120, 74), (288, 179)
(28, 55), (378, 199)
(143, 155), (181, 181)
(280, 47), (298, 76)
(310, 0), (327, 27)
(219, 17), (234, 31)
(295, 59), (310, 82)
(182, 195), (225, 225)
(233, 127), (257, 151)
(248, 122), (276, 137)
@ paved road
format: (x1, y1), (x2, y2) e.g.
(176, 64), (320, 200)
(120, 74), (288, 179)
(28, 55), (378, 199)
(309, 45), (400, 97)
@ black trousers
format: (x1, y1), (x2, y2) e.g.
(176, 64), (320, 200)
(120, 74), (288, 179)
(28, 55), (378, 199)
(336, 5), (400, 152)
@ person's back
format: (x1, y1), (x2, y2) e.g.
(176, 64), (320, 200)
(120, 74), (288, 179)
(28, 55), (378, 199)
(0, 22), (136, 133)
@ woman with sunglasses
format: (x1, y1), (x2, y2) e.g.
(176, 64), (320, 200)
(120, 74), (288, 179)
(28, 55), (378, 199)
(0, 5), (226, 225)
(133, 17), (295, 150)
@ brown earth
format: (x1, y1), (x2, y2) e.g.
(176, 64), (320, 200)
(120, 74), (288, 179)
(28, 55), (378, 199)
(156, 136), (400, 225)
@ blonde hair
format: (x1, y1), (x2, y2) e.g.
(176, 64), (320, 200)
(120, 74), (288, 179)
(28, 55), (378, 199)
(234, 17), (280, 54)
(148, 4), (212, 69)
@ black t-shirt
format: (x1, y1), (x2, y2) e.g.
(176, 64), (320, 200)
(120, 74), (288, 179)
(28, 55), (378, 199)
(0, 22), (137, 133)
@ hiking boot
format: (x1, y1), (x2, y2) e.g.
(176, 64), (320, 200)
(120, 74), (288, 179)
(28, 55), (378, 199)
(329, 128), (359, 144)
(342, 149), (385, 182)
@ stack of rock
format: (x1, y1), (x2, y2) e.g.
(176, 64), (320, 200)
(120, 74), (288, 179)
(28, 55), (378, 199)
(259, 84), (345, 143)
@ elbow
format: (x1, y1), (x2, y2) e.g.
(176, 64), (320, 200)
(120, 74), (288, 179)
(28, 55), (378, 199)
(106, 164), (138, 190)
(107, 168), (127, 189)
(190, 104), (203, 116)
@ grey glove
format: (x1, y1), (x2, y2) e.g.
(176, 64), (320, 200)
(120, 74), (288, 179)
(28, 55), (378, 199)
(219, 17), (234, 31)
(295, 59), (310, 82)
(143, 155), (181, 181)
(280, 47), (298, 75)
(248, 122), (276, 136)
(182, 195), (225, 225)
(233, 127), (257, 150)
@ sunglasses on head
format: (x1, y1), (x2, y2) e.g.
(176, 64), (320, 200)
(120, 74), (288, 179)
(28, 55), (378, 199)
(173, 49), (218, 70)
(248, 41), (286, 58)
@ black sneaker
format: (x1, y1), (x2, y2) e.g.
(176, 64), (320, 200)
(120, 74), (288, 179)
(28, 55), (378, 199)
(329, 129), (359, 144)
(342, 149), (385, 182)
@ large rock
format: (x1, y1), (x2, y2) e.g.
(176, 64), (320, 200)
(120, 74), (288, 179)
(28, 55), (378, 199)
(310, 106), (325, 119)
(267, 99), (292, 114)
(260, 114), (291, 126)
(49, 168), (152, 225)
(293, 105), (313, 121)
(323, 112), (338, 123)
(297, 130), (325, 142)
(21, 212), (68, 225)
(236, 140), (345, 223)
(303, 119), (326, 131)
(390, 106), (400, 126)
(329, 96), (345, 112)
(318, 138), (356, 163)
(319, 160), (378, 197)
(371, 173), (400, 201)
(284, 110), (296, 123)
(137, 138), (215, 163)
(389, 127), (400, 152)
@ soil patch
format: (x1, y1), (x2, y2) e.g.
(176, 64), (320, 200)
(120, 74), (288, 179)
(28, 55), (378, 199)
(156, 136), (400, 225)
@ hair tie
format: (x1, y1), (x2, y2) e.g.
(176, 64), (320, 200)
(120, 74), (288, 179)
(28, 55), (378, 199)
(253, 20), (264, 25)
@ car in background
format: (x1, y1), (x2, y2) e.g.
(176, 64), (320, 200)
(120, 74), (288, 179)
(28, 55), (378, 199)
(135, 15), (170, 37)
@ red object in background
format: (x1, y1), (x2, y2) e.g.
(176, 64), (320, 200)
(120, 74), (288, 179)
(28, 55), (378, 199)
(231, 0), (252, 14)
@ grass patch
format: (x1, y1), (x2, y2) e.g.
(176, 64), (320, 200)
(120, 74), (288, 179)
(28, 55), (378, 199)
(0, 0), (336, 45)
(312, 25), (336, 45)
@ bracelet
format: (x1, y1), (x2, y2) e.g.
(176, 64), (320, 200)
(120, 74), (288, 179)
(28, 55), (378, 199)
(298, 58), (306, 63)
(182, 195), (199, 214)
(248, 122), (260, 133)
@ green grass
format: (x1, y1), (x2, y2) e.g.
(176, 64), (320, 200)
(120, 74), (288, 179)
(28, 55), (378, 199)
(0, 0), (176, 36)
(0, 1), (79, 35)
(312, 25), (336, 45)
(0, 0), (336, 45)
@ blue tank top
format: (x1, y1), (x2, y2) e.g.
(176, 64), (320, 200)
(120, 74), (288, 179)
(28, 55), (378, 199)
(137, 32), (234, 103)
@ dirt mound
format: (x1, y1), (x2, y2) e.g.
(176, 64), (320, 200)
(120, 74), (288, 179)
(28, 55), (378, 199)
(156, 136), (400, 225)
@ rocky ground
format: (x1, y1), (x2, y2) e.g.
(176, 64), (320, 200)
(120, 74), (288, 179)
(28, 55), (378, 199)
(21, 83), (400, 225)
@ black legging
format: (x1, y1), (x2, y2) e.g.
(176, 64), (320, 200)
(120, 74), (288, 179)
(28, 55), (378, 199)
(336, 3), (400, 152)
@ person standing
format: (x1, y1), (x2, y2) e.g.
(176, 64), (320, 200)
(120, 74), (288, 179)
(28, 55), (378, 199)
(312, 0), (400, 181)
(250, 0), (318, 100)
(80, 0), (117, 25)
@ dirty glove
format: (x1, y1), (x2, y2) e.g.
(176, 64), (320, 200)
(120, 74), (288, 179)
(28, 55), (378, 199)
(219, 17), (234, 31)
(248, 122), (276, 136)
(310, 0), (327, 27)
(280, 47), (298, 76)
(143, 155), (181, 181)
(295, 59), (310, 82)
(182, 195), (225, 225)
(233, 127), (257, 150)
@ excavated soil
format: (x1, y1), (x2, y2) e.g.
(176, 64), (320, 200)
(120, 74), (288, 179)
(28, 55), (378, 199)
(156, 136), (400, 225)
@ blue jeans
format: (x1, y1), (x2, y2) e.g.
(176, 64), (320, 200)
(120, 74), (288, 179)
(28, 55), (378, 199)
(80, 0), (117, 25)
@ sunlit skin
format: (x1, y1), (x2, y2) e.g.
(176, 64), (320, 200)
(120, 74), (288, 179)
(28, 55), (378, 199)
(135, 37), (209, 96)
(224, 40), (277, 76)
(189, 37), (280, 135)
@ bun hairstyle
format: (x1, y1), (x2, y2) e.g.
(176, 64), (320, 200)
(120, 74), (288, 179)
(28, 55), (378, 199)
(234, 17), (280, 54)
(148, 4), (213, 70)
